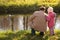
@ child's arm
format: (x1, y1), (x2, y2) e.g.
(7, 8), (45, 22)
(44, 13), (48, 21)
(45, 15), (50, 22)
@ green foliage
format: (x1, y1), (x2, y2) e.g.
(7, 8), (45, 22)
(0, 30), (60, 40)
(0, 3), (40, 15)
(0, 0), (60, 15)
(53, 3), (60, 14)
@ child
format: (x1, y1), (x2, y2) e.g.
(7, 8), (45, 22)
(46, 7), (56, 36)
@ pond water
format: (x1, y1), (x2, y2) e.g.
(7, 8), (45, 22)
(55, 16), (60, 30)
(0, 15), (60, 31)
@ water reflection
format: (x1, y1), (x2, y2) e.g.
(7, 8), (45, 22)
(0, 15), (60, 31)
(55, 17), (60, 30)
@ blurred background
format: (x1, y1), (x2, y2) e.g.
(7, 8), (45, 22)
(0, 0), (60, 40)
(0, 0), (60, 31)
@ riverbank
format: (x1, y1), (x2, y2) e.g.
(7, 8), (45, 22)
(0, 30), (60, 40)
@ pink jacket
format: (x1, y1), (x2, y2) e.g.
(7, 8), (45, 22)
(46, 12), (56, 28)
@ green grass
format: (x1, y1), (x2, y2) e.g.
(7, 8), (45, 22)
(0, 30), (60, 40)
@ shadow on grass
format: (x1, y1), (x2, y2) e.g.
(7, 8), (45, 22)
(20, 33), (49, 40)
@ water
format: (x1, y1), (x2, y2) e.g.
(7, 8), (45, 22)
(55, 16), (60, 30)
(0, 15), (60, 31)
(19, 15), (60, 30)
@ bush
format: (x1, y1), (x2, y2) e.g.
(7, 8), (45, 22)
(53, 3), (60, 14)
(0, 0), (60, 15)
(0, 3), (40, 15)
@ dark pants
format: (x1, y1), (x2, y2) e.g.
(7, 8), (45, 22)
(31, 28), (35, 35)
(31, 28), (44, 35)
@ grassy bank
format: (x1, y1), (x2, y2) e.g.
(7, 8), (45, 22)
(0, 30), (60, 40)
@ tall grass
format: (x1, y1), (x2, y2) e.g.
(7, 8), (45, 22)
(0, 30), (60, 40)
